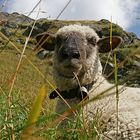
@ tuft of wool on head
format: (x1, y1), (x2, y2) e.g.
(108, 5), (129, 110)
(56, 24), (100, 42)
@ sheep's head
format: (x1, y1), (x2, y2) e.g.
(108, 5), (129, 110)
(36, 25), (122, 90)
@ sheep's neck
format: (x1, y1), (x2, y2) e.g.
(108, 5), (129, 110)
(49, 81), (95, 100)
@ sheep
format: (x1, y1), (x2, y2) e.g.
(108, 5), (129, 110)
(36, 25), (140, 139)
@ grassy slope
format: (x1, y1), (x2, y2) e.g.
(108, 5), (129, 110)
(0, 47), (56, 139)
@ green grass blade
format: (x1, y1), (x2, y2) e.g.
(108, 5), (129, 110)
(21, 85), (46, 139)
(27, 85), (46, 125)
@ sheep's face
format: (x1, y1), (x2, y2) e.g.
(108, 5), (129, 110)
(54, 30), (98, 78)
(36, 25), (122, 81)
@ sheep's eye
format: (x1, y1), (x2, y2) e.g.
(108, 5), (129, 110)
(56, 36), (62, 45)
(56, 36), (67, 46)
(87, 37), (96, 46)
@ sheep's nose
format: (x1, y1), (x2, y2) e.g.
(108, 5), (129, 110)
(71, 52), (80, 59)
(61, 49), (80, 59)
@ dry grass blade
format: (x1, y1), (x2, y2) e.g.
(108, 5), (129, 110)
(2, 4), (42, 139)
(110, 16), (119, 139)
(56, 0), (73, 19)
(21, 85), (46, 140)
(0, 0), (8, 11)
(6, 38), (29, 140)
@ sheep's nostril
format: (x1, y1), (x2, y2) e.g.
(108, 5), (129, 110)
(61, 51), (69, 59)
(72, 52), (80, 59)
(60, 46), (80, 59)
(61, 50), (80, 59)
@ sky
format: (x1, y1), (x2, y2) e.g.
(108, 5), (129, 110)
(0, 0), (140, 37)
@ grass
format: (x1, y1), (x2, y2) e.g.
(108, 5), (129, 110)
(0, 47), (56, 139)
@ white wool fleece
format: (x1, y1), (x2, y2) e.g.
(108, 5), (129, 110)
(51, 25), (140, 139)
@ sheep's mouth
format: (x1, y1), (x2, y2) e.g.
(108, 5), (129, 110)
(65, 64), (80, 69)
(58, 71), (75, 78)
(56, 64), (82, 78)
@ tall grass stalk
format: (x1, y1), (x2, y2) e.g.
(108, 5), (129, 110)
(6, 5), (41, 139)
(110, 16), (119, 139)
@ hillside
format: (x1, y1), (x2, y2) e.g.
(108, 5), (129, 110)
(0, 12), (140, 87)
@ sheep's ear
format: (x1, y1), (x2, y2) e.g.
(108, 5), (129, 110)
(97, 36), (122, 53)
(35, 32), (55, 51)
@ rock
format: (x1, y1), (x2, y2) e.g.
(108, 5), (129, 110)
(133, 60), (140, 67)
(5, 21), (18, 28)
(23, 25), (44, 36)
(1, 26), (13, 37)
(89, 24), (102, 38)
(0, 12), (34, 24)
(36, 50), (53, 60)
(129, 32), (138, 38)
(16, 39), (25, 44)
